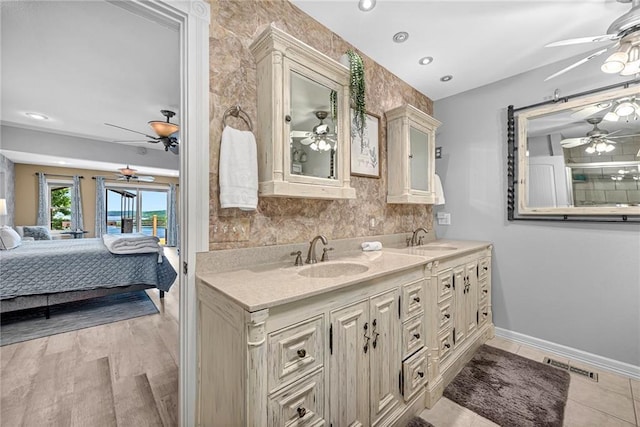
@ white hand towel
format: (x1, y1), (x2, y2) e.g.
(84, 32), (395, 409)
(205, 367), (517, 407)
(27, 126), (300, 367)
(434, 174), (446, 205)
(220, 125), (258, 211)
(361, 241), (382, 251)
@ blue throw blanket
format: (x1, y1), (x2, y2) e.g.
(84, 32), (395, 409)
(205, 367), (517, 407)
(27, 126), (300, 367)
(0, 238), (177, 300)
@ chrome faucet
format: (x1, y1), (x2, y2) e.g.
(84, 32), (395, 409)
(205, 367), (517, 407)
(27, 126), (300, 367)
(306, 235), (328, 264)
(408, 227), (429, 247)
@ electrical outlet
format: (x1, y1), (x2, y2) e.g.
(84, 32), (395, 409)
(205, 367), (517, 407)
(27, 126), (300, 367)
(437, 212), (451, 225)
(369, 216), (376, 230)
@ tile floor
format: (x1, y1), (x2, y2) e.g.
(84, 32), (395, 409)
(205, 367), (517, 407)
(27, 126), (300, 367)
(418, 336), (640, 427)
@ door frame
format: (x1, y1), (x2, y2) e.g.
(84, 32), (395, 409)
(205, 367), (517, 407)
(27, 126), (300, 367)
(109, 1), (210, 425)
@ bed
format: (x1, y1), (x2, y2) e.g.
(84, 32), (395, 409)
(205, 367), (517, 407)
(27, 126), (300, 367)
(0, 238), (177, 317)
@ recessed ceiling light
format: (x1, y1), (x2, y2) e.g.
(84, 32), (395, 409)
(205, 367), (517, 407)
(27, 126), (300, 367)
(393, 32), (409, 43)
(25, 112), (49, 120)
(358, 0), (376, 12)
(440, 75), (453, 82)
(419, 56), (434, 65)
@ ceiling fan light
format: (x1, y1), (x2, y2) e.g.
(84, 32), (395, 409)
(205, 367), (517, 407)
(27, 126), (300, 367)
(614, 101), (636, 116)
(603, 111), (619, 122)
(605, 144), (616, 152)
(119, 166), (137, 176)
(585, 145), (596, 154)
(148, 121), (179, 137)
(601, 59), (625, 74)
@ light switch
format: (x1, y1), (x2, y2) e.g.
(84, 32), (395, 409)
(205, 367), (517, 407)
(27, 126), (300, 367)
(437, 212), (451, 225)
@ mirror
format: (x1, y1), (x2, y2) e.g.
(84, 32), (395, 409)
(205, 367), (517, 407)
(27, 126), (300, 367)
(509, 84), (640, 221)
(409, 126), (429, 191)
(289, 72), (338, 180)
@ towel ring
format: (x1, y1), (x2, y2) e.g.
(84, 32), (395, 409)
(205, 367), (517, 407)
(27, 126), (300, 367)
(222, 105), (253, 131)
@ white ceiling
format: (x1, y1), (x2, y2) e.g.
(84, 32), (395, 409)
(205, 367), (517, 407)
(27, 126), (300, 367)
(0, 1), (179, 175)
(1, 0), (634, 175)
(292, 0), (632, 100)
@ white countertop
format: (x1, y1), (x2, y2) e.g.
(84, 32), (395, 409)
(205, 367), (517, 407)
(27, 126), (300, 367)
(196, 239), (491, 312)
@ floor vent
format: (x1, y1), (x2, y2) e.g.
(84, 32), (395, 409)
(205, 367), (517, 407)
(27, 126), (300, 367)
(543, 357), (599, 382)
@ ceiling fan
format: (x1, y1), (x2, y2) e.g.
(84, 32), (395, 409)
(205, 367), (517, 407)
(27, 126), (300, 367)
(290, 111), (337, 152)
(545, 0), (640, 81)
(115, 165), (155, 182)
(105, 110), (180, 155)
(559, 117), (640, 154)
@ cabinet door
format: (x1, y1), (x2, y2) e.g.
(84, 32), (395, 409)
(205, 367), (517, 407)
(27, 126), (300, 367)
(369, 289), (401, 426)
(409, 126), (430, 192)
(330, 301), (370, 427)
(465, 261), (479, 338)
(453, 266), (466, 346)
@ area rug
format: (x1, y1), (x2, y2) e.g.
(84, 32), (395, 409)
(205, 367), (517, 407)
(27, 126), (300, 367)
(443, 344), (570, 427)
(0, 291), (158, 346)
(406, 416), (435, 427)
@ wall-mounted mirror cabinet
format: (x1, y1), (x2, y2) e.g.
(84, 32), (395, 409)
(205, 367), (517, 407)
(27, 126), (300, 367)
(509, 84), (640, 221)
(386, 104), (441, 204)
(250, 24), (355, 199)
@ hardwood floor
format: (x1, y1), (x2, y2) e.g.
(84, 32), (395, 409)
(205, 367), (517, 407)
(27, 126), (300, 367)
(0, 248), (180, 427)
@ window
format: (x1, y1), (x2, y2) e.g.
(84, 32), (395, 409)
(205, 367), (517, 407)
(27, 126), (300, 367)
(48, 181), (72, 230)
(105, 185), (169, 244)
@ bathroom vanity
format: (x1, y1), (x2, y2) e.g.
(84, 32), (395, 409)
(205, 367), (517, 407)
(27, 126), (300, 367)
(195, 235), (493, 427)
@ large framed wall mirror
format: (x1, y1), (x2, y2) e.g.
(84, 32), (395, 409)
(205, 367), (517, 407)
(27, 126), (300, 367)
(508, 83), (640, 222)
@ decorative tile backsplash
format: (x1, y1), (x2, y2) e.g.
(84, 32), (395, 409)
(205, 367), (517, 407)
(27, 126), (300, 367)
(209, 0), (434, 250)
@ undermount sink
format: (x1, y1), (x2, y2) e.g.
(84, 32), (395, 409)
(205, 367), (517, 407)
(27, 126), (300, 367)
(298, 262), (370, 278)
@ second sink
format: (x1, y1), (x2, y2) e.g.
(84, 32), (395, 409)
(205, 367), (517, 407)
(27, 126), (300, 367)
(298, 261), (369, 278)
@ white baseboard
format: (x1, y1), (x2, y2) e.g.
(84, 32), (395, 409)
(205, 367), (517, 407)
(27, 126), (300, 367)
(494, 327), (640, 380)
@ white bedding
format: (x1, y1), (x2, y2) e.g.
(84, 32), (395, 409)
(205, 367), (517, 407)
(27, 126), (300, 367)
(102, 233), (163, 262)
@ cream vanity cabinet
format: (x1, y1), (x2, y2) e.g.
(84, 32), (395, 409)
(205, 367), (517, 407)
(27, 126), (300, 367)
(196, 267), (429, 427)
(386, 105), (441, 204)
(425, 245), (493, 405)
(249, 24), (356, 200)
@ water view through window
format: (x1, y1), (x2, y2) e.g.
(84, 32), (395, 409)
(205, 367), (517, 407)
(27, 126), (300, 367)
(106, 188), (168, 243)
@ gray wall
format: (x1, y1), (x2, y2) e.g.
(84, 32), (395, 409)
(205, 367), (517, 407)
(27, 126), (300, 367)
(434, 54), (640, 366)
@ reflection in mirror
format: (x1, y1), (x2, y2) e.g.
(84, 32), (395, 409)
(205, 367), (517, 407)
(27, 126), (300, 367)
(512, 84), (640, 220)
(410, 127), (429, 191)
(289, 72), (337, 179)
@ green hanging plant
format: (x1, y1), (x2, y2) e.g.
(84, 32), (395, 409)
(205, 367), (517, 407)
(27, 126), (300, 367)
(346, 49), (367, 139)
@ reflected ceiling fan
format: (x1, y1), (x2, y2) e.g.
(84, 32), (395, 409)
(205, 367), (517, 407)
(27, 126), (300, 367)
(559, 117), (640, 154)
(290, 111), (337, 152)
(545, 0), (640, 81)
(106, 110), (180, 155)
(115, 165), (155, 182)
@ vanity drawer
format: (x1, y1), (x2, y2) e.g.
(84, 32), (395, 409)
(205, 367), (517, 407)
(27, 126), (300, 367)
(437, 297), (453, 333)
(478, 257), (490, 281)
(268, 315), (324, 393)
(438, 328), (454, 363)
(401, 315), (425, 360)
(402, 347), (428, 402)
(479, 280), (489, 305)
(478, 304), (490, 327)
(437, 269), (453, 302)
(268, 369), (325, 427)
(401, 279), (424, 320)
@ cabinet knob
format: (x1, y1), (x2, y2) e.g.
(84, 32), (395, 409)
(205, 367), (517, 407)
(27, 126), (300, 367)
(413, 296), (420, 303)
(444, 343), (451, 349)
(483, 311), (488, 316)
(297, 349), (306, 358)
(483, 266), (488, 271)
(483, 289), (488, 294)
(445, 283), (451, 289)
(417, 371), (425, 378)
(285, 115), (292, 123)
(409, 154), (414, 159)
(444, 313), (450, 319)
(297, 407), (306, 418)
(413, 333), (421, 340)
